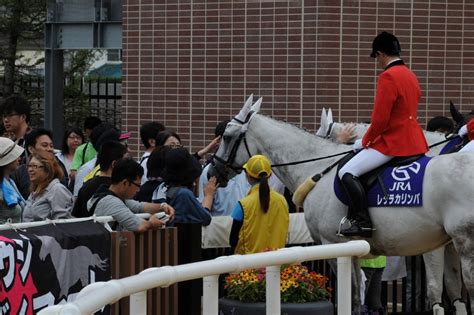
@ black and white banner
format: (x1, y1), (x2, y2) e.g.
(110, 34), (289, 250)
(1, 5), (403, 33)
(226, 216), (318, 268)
(0, 221), (110, 314)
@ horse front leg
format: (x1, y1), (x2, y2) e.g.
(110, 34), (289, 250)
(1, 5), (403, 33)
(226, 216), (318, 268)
(352, 259), (363, 314)
(451, 235), (474, 315)
(423, 246), (445, 314)
(443, 243), (467, 315)
(458, 255), (474, 315)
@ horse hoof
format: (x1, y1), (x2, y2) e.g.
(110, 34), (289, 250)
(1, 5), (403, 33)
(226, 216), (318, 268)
(453, 300), (467, 315)
(432, 304), (445, 315)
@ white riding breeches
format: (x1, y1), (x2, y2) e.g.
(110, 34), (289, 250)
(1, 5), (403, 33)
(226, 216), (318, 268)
(459, 140), (474, 152)
(338, 148), (393, 179)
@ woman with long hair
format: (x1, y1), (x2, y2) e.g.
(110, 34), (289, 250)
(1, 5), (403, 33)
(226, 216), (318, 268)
(0, 137), (25, 223)
(22, 150), (73, 222)
(229, 154), (289, 254)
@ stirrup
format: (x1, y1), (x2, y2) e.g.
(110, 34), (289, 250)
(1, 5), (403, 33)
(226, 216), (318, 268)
(337, 217), (375, 237)
(336, 216), (352, 237)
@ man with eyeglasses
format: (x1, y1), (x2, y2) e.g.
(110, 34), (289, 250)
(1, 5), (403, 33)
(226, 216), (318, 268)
(88, 158), (175, 232)
(0, 95), (32, 163)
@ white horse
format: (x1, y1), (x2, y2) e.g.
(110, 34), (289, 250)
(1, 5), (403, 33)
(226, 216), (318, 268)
(208, 99), (474, 314)
(316, 108), (467, 315)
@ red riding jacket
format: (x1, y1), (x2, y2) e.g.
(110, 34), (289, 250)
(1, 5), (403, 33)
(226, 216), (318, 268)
(467, 119), (474, 140)
(362, 61), (429, 156)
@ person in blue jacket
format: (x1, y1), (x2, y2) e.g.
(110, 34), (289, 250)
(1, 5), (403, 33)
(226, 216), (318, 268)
(161, 147), (217, 226)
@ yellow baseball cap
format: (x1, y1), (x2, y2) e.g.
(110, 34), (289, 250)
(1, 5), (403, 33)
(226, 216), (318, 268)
(243, 155), (272, 179)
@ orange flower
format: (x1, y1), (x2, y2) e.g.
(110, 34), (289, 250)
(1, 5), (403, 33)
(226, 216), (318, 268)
(224, 263), (331, 303)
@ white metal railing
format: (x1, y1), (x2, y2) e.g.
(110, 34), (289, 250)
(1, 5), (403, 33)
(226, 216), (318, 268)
(38, 240), (370, 315)
(0, 213), (313, 248)
(0, 213), (151, 231)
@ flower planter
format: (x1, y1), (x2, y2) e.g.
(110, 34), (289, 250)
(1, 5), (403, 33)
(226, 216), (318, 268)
(218, 298), (334, 315)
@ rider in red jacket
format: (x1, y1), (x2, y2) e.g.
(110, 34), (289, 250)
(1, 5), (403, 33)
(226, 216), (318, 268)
(338, 32), (428, 237)
(459, 118), (474, 152)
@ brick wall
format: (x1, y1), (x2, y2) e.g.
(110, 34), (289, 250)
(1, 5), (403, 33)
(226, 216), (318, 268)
(122, 0), (474, 157)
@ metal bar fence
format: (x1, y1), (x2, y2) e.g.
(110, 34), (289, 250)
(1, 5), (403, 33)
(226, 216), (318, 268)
(0, 75), (122, 129)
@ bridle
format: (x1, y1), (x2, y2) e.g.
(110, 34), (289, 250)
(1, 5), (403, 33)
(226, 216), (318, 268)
(211, 112), (254, 178)
(211, 111), (352, 182)
(323, 122), (334, 139)
(212, 111), (464, 186)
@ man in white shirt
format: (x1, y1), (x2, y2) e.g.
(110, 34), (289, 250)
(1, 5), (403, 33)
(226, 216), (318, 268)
(139, 122), (165, 184)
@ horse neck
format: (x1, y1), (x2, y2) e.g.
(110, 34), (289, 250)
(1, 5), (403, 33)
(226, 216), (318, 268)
(247, 115), (349, 191)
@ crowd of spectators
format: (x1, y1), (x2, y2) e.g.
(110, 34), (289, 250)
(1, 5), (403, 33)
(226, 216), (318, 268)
(0, 94), (291, 238)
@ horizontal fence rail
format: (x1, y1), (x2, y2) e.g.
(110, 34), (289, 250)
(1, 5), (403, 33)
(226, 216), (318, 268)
(38, 240), (370, 315)
(0, 214), (150, 231)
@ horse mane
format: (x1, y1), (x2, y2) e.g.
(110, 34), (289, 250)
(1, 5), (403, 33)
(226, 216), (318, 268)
(254, 114), (346, 152)
(265, 112), (323, 135)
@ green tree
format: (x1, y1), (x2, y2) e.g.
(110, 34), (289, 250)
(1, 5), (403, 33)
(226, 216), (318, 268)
(0, 0), (46, 96)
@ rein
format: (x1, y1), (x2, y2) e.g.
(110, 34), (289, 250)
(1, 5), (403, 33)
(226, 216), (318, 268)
(215, 111), (353, 171)
(271, 150), (352, 168)
(428, 135), (459, 149)
(214, 111), (461, 188)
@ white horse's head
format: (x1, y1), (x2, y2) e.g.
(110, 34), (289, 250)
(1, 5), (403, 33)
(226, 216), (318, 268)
(208, 96), (262, 187)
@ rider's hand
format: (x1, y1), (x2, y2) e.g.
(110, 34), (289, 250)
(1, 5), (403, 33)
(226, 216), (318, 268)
(336, 124), (357, 144)
(352, 139), (363, 151)
(458, 124), (468, 137)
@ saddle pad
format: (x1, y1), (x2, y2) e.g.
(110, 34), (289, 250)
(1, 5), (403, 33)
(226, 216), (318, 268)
(334, 156), (432, 207)
(439, 137), (464, 154)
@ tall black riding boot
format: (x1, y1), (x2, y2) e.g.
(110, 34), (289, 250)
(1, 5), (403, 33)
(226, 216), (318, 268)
(339, 173), (373, 237)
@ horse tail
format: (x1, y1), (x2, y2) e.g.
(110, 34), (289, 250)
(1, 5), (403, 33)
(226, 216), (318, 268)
(292, 176), (318, 207)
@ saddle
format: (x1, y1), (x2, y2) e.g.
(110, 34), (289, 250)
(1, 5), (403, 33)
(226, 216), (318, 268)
(334, 151), (432, 209)
(336, 151), (425, 192)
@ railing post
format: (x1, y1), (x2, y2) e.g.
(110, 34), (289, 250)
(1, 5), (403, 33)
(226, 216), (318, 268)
(337, 256), (352, 315)
(203, 275), (219, 315)
(266, 265), (281, 315)
(130, 290), (147, 315)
